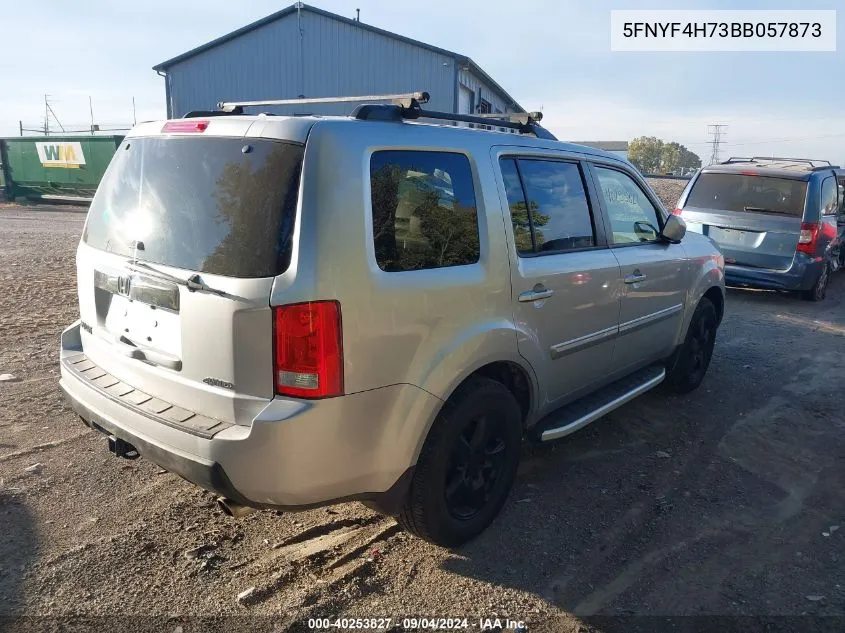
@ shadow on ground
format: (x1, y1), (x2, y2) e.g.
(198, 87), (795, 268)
(0, 494), (37, 629)
(442, 276), (845, 627)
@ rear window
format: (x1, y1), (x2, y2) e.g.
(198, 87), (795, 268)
(686, 172), (808, 216)
(84, 137), (303, 278)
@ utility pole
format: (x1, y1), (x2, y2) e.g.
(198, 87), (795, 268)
(707, 124), (727, 165)
(42, 95), (65, 135)
(132, 96), (137, 126)
(45, 99), (65, 134)
(89, 96), (95, 134)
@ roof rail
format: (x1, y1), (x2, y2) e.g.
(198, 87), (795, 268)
(721, 156), (832, 167)
(352, 101), (556, 140)
(217, 91), (429, 113)
(183, 109), (243, 118)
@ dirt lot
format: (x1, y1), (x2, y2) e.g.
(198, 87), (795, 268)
(1, 205), (844, 632)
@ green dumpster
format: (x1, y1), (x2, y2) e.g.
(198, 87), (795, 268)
(0, 141), (8, 200)
(0, 135), (124, 202)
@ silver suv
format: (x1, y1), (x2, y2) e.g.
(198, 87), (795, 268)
(60, 93), (725, 546)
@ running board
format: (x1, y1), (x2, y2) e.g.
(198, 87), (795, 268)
(534, 365), (666, 442)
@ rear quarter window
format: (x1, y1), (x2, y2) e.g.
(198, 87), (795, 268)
(370, 150), (480, 272)
(820, 176), (838, 215)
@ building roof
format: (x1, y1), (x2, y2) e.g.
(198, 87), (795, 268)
(153, 2), (524, 112)
(570, 141), (629, 152)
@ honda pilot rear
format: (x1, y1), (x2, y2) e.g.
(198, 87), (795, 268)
(59, 115), (436, 515)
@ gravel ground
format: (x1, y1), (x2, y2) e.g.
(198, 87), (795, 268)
(1, 205), (844, 633)
(645, 178), (688, 210)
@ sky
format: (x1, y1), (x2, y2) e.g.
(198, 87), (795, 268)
(2, 0), (843, 165)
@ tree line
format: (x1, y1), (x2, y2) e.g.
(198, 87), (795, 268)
(628, 136), (702, 175)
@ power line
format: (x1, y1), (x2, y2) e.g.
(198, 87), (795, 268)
(723, 132), (845, 147)
(707, 124), (727, 164)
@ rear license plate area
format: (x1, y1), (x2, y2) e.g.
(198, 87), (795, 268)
(709, 226), (762, 248)
(117, 299), (182, 353)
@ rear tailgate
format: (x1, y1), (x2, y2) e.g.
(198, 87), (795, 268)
(682, 208), (803, 270)
(681, 172), (807, 270)
(76, 123), (305, 426)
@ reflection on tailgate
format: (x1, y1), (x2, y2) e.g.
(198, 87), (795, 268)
(708, 226), (765, 249)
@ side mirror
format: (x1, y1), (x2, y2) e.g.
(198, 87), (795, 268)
(661, 214), (687, 243)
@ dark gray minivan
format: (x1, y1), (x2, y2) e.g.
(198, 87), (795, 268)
(675, 157), (843, 301)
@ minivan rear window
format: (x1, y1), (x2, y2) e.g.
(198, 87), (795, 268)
(686, 173), (807, 216)
(84, 137), (303, 278)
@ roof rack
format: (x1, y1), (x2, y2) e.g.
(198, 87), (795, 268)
(475, 111), (545, 125)
(217, 91), (430, 112)
(354, 101), (555, 139)
(205, 91), (557, 140)
(721, 156), (832, 168)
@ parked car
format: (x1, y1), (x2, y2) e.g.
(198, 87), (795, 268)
(674, 157), (843, 301)
(837, 169), (845, 268)
(59, 94), (725, 546)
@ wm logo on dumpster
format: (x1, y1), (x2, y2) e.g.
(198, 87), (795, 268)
(35, 142), (86, 169)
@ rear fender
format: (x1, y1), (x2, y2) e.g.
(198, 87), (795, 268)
(680, 249), (725, 341)
(408, 319), (539, 462)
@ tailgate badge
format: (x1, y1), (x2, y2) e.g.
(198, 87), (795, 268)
(203, 377), (234, 390)
(117, 275), (131, 297)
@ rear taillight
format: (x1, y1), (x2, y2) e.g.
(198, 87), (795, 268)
(797, 222), (819, 255)
(273, 301), (343, 399)
(671, 207), (683, 216)
(161, 120), (209, 133)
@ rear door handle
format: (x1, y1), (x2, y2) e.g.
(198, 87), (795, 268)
(518, 286), (554, 302)
(115, 335), (183, 371)
(624, 271), (647, 284)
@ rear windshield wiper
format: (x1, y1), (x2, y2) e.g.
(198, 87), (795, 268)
(743, 206), (775, 213)
(128, 260), (228, 297)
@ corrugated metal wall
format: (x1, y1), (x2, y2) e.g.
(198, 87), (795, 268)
(456, 68), (517, 115)
(165, 10), (458, 117)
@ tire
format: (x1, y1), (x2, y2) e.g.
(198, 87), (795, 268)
(665, 297), (717, 394)
(802, 263), (830, 302)
(397, 376), (522, 547)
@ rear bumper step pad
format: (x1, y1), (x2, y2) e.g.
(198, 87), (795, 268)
(61, 353), (232, 439)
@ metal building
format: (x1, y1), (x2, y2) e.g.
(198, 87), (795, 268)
(153, 3), (524, 119)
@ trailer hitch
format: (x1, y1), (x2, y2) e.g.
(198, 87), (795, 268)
(108, 435), (139, 460)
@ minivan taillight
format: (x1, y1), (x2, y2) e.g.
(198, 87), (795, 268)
(672, 207), (683, 216)
(273, 301), (343, 399)
(797, 222), (819, 255)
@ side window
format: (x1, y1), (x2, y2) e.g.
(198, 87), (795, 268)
(500, 158), (534, 255)
(499, 158), (596, 255)
(370, 150), (479, 272)
(593, 166), (662, 244)
(820, 176), (838, 216)
(839, 177), (845, 213)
